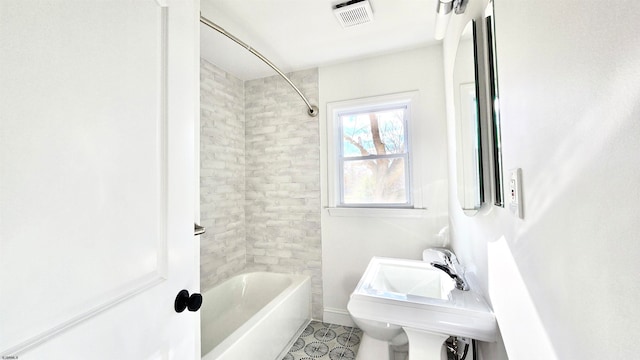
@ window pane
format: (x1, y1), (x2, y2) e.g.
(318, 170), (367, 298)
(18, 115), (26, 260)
(342, 157), (408, 205)
(341, 107), (406, 158)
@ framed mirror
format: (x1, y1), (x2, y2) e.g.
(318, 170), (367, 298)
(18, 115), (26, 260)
(453, 20), (484, 213)
(485, 2), (504, 207)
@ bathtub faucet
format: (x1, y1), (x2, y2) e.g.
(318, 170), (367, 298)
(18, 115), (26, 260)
(426, 248), (470, 291)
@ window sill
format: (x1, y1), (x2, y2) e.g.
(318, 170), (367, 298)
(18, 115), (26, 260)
(325, 207), (428, 218)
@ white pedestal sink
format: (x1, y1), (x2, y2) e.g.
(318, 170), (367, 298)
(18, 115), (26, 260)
(347, 257), (496, 360)
(403, 328), (449, 360)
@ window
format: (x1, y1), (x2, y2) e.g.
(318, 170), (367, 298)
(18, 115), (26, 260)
(329, 93), (418, 208)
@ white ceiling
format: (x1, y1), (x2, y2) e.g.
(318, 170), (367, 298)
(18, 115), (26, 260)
(200, 0), (441, 80)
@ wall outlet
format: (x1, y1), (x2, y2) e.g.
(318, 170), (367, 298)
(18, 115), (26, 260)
(509, 168), (524, 219)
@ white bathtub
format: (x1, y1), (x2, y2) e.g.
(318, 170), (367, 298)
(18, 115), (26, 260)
(201, 272), (311, 360)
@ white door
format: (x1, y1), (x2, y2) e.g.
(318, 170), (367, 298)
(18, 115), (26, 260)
(0, 1), (200, 359)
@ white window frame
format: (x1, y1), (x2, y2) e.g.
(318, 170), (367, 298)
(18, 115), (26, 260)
(326, 91), (425, 215)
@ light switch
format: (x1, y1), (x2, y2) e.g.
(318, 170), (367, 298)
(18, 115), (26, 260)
(509, 168), (524, 219)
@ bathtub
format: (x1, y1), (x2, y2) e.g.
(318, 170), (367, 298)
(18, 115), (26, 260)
(201, 272), (311, 360)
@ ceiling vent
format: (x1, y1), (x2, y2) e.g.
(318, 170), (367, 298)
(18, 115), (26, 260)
(333, 0), (374, 28)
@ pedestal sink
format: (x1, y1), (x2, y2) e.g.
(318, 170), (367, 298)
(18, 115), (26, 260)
(347, 256), (496, 360)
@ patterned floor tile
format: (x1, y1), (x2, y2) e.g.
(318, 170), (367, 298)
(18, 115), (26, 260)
(282, 321), (363, 360)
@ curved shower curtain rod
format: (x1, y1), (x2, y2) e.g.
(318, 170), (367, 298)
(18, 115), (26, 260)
(200, 14), (319, 117)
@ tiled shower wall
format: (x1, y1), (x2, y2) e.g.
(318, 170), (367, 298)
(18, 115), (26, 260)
(200, 61), (322, 319)
(200, 59), (246, 292)
(244, 69), (322, 320)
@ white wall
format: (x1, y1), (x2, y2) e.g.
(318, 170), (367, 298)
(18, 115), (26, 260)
(444, 1), (640, 359)
(318, 47), (449, 324)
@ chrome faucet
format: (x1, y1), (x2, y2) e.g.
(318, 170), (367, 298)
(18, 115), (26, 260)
(426, 248), (470, 291)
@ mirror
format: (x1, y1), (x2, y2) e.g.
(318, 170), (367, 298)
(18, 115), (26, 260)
(453, 20), (484, 213)
(485, 2), (504, 207)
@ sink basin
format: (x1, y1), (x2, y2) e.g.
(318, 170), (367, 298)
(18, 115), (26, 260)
(348, 257), (497, 343)
(361, 258), (455, 300)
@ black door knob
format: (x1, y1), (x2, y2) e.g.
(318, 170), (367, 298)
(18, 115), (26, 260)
(174, 289), (203, 313)
(187, 293), (203, 311)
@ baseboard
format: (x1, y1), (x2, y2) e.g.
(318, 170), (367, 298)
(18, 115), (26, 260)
(323, 307), (355, 327)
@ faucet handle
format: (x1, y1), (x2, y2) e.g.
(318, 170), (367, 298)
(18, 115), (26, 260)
(423, 247), (457, 265)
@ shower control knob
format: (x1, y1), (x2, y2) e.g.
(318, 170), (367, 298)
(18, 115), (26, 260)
(174, 289), (203, 313)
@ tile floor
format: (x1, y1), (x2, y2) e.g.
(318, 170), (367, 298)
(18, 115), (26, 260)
(282, 321), (363, 360)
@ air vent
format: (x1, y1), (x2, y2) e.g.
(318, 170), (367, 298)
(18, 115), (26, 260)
(333, 0), (374, 28)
